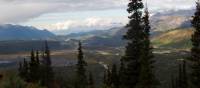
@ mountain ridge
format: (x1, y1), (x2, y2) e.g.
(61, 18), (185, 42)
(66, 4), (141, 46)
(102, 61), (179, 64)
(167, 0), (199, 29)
(0, 24), (55, 40)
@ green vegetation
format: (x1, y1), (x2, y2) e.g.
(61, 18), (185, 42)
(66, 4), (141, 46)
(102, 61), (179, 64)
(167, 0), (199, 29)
(152, 29), (193, 49)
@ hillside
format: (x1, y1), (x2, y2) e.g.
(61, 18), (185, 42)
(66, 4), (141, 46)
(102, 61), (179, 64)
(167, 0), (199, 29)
(151, 16), (190, 32)
(0, 24), (55, 40)
(151, 9), (193, 32)
(55, 9), (195, 49)
(152, 28), (193, 49)
(59, 27), (126, 47)
(63, 27), (194, 49)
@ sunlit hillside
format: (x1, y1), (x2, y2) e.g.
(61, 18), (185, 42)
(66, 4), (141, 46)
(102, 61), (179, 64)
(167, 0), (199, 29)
(152, 28), (193, 49)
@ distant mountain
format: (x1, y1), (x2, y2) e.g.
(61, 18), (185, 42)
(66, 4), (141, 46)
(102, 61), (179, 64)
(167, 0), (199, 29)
(153, 9), (194, 17)
(60, 27), (126, 47)
(60, 9), (195, 49)
(65, 27), (124, 39)
(151, 9), (193, 32)
(52, 22), (124, 35)
(83, 27), (126, 47)
(0, 24), (55, 40)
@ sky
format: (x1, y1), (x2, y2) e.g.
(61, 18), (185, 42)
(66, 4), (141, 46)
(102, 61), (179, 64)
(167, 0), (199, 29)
(0, 0), (196, 34)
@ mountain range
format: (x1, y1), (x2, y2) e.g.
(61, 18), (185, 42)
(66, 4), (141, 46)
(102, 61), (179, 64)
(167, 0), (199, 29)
(62, 9), (194, 49)
(150, 9), (193, 32)
(0, 9), (195, 49)
(0, 24), (55, 40)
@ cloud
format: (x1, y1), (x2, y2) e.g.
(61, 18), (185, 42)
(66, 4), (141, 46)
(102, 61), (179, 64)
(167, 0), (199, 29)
(0, 0), (127, 24)
(0, 1), (60, 24)
(36, 17), (127, 32)
(147, 0), (195, 12)
(0, 0), (196, 24)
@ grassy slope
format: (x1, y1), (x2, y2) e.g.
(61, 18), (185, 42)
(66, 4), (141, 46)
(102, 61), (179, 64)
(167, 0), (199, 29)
(152, 28), (193, 49)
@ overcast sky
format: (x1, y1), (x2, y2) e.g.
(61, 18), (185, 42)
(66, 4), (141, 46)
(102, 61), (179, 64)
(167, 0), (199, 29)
(0, 0), (196, 32)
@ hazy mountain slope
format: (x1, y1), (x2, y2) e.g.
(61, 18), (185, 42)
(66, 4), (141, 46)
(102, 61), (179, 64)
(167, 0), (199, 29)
(59, 27), (127, 47)
(151, 16), (190, 32)
(0, 24), (55, 40)
(60, 9), (195, 48)
(152, 28), (193, 49)
(65, 27), (124, 39)
(81, 27), (127, 47)
(151, 9), (193, 32)
(64, 27), (193, 49)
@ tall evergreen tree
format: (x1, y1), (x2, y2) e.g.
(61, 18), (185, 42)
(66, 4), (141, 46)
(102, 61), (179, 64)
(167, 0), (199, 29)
(103, 70), (107, 88)
(35, 50), (41, 82)
(177, 60), (188, 88)
(19, 58), (29, 81)
(75, 41), (88, 88)
(190, 1), (200, 88)
(103, 67), (112, 88)
(44, 41), (51, 65)
(178, 63), (182, 88)
(121, 0), (144, 87)
(121, 0), (159, 88)
(18, 62), (23, 78)
(119, 59), (126, 88)
(182, 60), (188, 88)
(36, 50), (40, 64)
(88, 72), (95, 88)
(111, 64), (119, 88)
(41, 41), (54, 88)
(29, 50), (38, 82)
(136, 3), (158, 88)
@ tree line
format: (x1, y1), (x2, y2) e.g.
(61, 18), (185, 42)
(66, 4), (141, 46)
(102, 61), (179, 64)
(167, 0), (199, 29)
(19, 41), (54, 88)
(17, 0), (200, 88)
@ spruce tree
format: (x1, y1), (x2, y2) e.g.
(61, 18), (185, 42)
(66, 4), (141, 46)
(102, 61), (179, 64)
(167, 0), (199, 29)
(103, 67), (112, 88)
(29, 50), (38, 82)
(111, 64), (119, 88)
(36, 50), (40, 64)
(190, 1), (200, 88)
(18, 62), (23, 78)
(182, 60), (188, 88)
(75, 41), (88, 88)
(136, 4), (158, 88)
(119, 59), (126, 88)
(19, 58), (29, 81)
(121, 0), (144, 87)
(103, 70), (108, 88)
(88, 72), (95, 88)
(121, 0), (159, 88)
(35, 50), (41, 82)
(177, 60), (188, 88)
(41, 41), (54, 88)
(177, 62), (183, 88)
